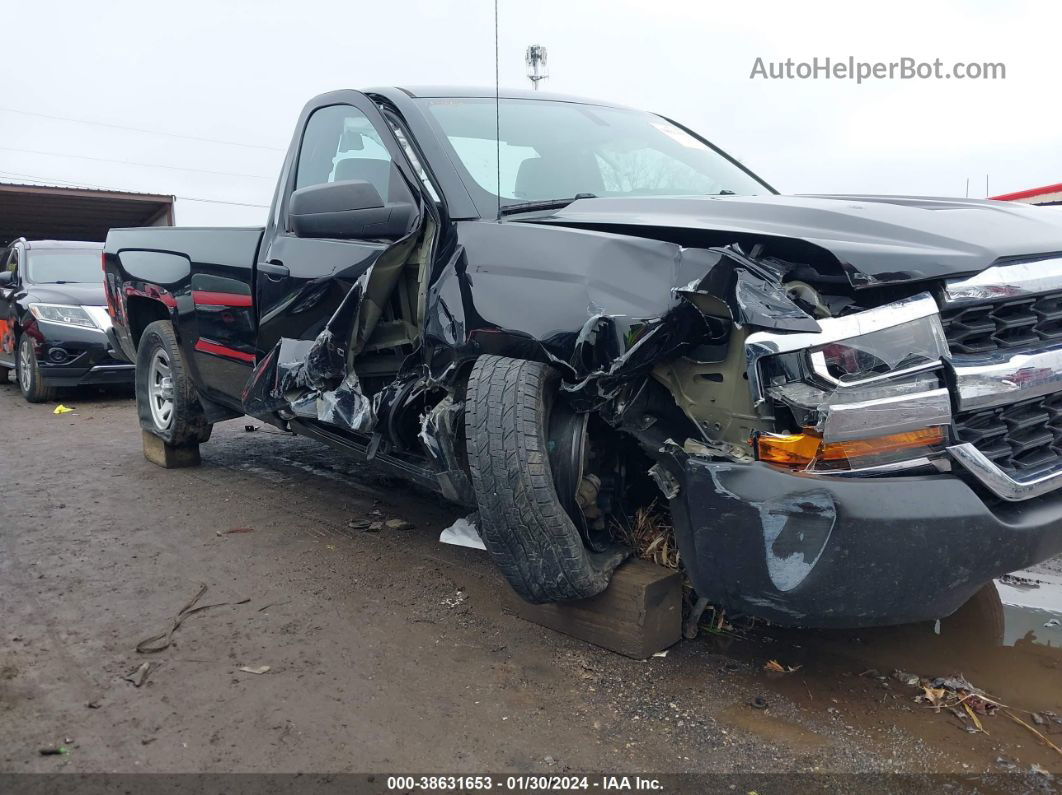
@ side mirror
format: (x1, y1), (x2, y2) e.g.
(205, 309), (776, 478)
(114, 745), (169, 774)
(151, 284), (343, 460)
(288, 179), (415, 241)
(0, 271), (13, 288)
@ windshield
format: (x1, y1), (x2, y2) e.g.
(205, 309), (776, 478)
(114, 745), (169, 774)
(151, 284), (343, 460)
(27, 250), (103, 284)
(418, 97), (771, 215)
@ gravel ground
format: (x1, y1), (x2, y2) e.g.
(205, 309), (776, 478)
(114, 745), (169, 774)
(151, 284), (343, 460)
(1, 382), (1059, 785)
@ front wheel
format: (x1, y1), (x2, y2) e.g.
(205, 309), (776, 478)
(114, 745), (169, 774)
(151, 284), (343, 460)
(465, 355), (627, 603)
(136, 320), (212, 446)
(17, 335), (57, 404)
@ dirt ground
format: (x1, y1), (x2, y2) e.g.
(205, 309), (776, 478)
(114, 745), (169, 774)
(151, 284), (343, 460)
(1, 382), (1060, 785)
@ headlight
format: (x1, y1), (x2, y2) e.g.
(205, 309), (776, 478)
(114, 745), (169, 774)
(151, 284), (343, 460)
(29, 303), (103, 330)
(747, 293), (952, 471)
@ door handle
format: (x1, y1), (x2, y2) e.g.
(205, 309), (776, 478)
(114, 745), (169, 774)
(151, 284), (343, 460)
(259, 260), (289, 281)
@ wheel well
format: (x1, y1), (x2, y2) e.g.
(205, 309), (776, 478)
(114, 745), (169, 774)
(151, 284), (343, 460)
(126, 297), (171, 349)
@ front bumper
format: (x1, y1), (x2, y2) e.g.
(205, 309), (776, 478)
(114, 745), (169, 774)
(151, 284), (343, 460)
(668, 456), (1062, 628)
(28, 322), (135, 387)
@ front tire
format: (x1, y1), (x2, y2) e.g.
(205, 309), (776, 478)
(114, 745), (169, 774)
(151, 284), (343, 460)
(465, 355), (627, 603)
(17, 335), (58, 404)
(136, 320), (212, 446)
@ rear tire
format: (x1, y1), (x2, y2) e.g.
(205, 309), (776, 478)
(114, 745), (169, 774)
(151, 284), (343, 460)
(16, 335), (58, 404)
(136, 320), (212, 446)
(465, 355), (627, 603)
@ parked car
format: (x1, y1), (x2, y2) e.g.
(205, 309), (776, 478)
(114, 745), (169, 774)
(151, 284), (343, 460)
(103, 87), (1062, 628)
(0, 239), (134, 402)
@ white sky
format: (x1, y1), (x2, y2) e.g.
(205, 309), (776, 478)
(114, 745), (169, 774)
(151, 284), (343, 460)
(3, 0), (1059, 226)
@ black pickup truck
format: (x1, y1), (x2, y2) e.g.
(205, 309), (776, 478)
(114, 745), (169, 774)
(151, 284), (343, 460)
(104, 86), (1062, 628)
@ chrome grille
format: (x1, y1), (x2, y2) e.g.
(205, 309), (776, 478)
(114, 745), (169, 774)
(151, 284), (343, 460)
(941, 292), (1062, 354)
(953, 392), (1062, 475)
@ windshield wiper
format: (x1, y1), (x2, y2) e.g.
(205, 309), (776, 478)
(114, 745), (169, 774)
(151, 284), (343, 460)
(499, 193), (597, 217)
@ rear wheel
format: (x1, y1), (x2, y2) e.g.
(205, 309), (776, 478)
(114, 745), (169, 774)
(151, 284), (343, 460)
(16, 335), (57, 404)
(465, 355), (627, 603)
(136, 320), (212, 446)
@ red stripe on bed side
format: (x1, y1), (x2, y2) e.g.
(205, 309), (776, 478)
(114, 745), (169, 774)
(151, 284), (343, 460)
(192, 290), (253, 307)
(194, 339), (257, 363)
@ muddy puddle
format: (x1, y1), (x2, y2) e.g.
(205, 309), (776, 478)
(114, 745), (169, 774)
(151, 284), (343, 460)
(715, 560), (1062, 773)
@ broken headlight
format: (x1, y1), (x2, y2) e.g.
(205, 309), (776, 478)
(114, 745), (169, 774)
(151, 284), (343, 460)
(747, 293), (952, 471)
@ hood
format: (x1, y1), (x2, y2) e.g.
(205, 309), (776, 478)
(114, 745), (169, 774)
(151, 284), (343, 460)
(533, 194), (1062, 287)
(24, 282), (106, 306)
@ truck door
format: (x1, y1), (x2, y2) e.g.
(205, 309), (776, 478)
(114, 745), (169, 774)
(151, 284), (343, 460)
(255, 93), (420, 357)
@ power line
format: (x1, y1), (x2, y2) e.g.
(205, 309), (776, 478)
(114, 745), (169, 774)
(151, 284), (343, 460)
(0, 106), (285, 152)
(0, 169), (270, 208)
(0, 144), (274, 180)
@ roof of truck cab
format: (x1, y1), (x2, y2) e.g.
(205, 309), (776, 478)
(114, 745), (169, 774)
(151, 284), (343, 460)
(375, 85), (631, 109)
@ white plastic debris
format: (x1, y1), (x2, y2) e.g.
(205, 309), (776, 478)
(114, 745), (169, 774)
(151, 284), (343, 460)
(439, 516), (486, 551)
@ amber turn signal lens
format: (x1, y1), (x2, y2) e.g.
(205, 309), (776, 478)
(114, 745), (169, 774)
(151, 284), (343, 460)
(757, 427), (945, 468)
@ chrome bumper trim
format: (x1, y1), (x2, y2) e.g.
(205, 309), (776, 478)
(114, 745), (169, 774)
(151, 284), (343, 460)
(949, 442), (1062, 501)
(952, 343), (1062, 411)
(88, 364), (135, 373)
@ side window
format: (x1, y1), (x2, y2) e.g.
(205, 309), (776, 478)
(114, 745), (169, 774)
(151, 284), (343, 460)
(295, 104), (409, 205)
(5, 248), (19, 277)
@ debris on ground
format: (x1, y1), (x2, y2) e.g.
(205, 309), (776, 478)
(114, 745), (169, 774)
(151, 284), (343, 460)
(239, 665), (271, 675)
(749, 696), (769, 710)
(366, 521), (384, 532)
(244, 424), (257, 432)
(52, 404), (73, 415)
(619, 502), (679, 569)
(892, 669), (920, 687)
(348, 519), (371, 530)
(439, 515), (486, 550)
(1030, 763), (1055, 780)
(135, 584), (250, 654)
(38, 746), (68, 756)
(123, 661), (158, 688)
(384, 518), (412, 531)
(763, 659), (801, 674)
(1005, 710), (1062, 757)
(221, 527), (254, 535)
(442, 590), (467, 609)
(652, 649), (669, 658)
(892, 667), (1062, 754)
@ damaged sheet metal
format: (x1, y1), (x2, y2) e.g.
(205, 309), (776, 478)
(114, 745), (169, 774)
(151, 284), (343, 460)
(425, 221), (818, 411)
(243, 270), (376, 432)
(534, 193), (1062, 288)
(418, 394), (474, 503)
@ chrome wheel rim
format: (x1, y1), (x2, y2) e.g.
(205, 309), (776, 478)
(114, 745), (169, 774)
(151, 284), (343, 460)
(18, 339), (33, 393)
(147, 348), (175, 431)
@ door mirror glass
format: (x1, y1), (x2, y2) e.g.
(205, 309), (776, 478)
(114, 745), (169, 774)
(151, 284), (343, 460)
(0, 270), (13, 287)
(288, 179), (414, 240)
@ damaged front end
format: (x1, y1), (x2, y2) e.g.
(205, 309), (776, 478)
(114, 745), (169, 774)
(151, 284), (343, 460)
(238, 208), (1060, 627)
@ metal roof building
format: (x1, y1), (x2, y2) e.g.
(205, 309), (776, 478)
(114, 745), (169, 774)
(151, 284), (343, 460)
(0, 182), (174, 246)
(991, 182), (1062, 207)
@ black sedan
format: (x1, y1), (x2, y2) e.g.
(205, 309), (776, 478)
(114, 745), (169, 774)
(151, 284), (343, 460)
(0, 239), (133, 402)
